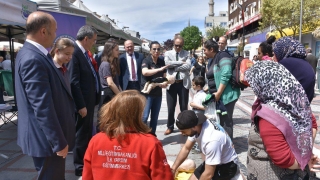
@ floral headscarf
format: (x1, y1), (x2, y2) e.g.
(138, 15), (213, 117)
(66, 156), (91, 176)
(245, 61), (312, 170)
(272, 36), (306, 61)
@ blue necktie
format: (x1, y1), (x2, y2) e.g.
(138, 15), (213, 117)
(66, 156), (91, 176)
(84, 52), (99, 92)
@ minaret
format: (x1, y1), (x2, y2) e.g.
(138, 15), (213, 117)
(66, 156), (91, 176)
(209, 0), (214, 16)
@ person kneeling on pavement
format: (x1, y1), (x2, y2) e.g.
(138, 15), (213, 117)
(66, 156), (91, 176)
(171, 110), (243, 180)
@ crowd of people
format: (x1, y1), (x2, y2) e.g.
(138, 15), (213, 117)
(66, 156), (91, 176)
(14, 11), (320, 180)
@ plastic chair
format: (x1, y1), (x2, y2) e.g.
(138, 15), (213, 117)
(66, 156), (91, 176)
(1, 71), (14, 96)
(1, 71), (17, 125)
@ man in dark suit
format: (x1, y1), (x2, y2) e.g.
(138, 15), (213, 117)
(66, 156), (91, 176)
(67, 25), (101, 176)
(94, 46), (103, 67)
(306, 48), (318, 74)
(119, 40), (144, 90)
(218, 36), (234, 57)
(15, 11), (75, 179)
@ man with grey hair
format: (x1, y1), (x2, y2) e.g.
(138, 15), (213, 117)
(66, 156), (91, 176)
(164, 36), (191, 135)
(67, 25), (101, 176)
(305, 48), (318, 74)
(119, 40), (144, 91)
(218, 36), (234, 57)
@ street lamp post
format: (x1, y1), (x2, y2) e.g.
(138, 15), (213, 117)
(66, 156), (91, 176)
(200, 34), (203, 57)
(236, 2), (256, 55)
(299, 0), (303, 42)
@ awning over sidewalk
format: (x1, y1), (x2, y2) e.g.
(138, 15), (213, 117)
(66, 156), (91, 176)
(226, 14), (262, 35)
(32, 0), (113, 45)
(0, 0), (37, 26)
(32, 0), (141, 45)
(0, 0), (37, 39)
(266, 21), (320, 39)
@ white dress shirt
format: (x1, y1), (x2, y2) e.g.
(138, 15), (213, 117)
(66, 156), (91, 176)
(126, 52), (138, 81)
(26, 39), (48, 55)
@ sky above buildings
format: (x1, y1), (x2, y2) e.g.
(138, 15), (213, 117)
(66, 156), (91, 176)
(81, 0), (228, 43)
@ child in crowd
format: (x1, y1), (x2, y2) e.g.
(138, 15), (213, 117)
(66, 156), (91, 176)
(50, 38), (74, 87)
(189, 76), (207, 115)
(189, 76), (207, 153)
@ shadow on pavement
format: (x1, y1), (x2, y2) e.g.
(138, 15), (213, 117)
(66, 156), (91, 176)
(233, 136), (249, 154)
(161, 133), (186, 146)
(233, 118), (251, 125)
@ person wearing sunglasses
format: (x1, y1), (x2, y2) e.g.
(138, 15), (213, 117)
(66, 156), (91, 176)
(141, 41), (168, 134)
(164, 36), (192, 135)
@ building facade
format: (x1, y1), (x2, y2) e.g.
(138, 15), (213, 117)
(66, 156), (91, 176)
(204, 0), (228, 37)
(226, 0), (261, 45)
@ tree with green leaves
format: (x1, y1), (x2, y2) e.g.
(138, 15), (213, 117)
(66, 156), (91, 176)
(180, 26), (202, 53)
(260, 0), (320, 38)
(206, 25), (228, 40)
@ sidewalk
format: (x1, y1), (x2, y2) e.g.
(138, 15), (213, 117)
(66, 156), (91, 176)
(0, 88), (319, 179)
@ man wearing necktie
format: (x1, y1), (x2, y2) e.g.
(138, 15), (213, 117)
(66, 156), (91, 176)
(15, 11), (75, 179)
(119, 40), (144, 91)
(67, 25), (101, 176)
(164, 36), (192, 135)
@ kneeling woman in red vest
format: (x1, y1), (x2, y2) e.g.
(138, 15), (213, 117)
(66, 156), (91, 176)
(83, 90), (173, 180)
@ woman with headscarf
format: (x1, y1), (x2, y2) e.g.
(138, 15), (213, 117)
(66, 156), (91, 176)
(273, 36), (315, 102)
(245, 61), (319, 179)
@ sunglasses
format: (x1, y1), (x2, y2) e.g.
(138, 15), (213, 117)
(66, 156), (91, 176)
(152, 48), (161, 51)
(174, 44), (182, 48)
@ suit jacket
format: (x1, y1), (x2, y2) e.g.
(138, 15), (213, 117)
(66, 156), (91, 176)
(67, 43), (101, 111)
(305, 53), (318, 73)
(15, 41), (75, 157)
(119, 52), (144, 90)
(164, 49), (191, 89)
(94, 51), (102, 68)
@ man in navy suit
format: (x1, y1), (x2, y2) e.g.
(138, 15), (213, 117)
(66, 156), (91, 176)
(15, 11), (75, 179)
(67, 25), (101, 176)
(119, 40), (144, 91)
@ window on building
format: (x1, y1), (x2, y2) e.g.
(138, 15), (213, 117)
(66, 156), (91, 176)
(206, 23), (213, 27)
(220, 22), (227, 27)
(251, 6), (255, 15)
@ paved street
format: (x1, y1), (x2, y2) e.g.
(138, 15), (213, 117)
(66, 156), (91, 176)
(0, 88), (319, 179)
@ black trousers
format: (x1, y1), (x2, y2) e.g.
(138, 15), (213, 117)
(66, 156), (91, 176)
(96, 87), (115, 132)
(166, 82), (189, 130)
(98, 87), (115, 109)
(219, 99), (237, 140)
(33, 154), (66, 180)
(126, 81), (140, 91)
(73, 104), (95, 173)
